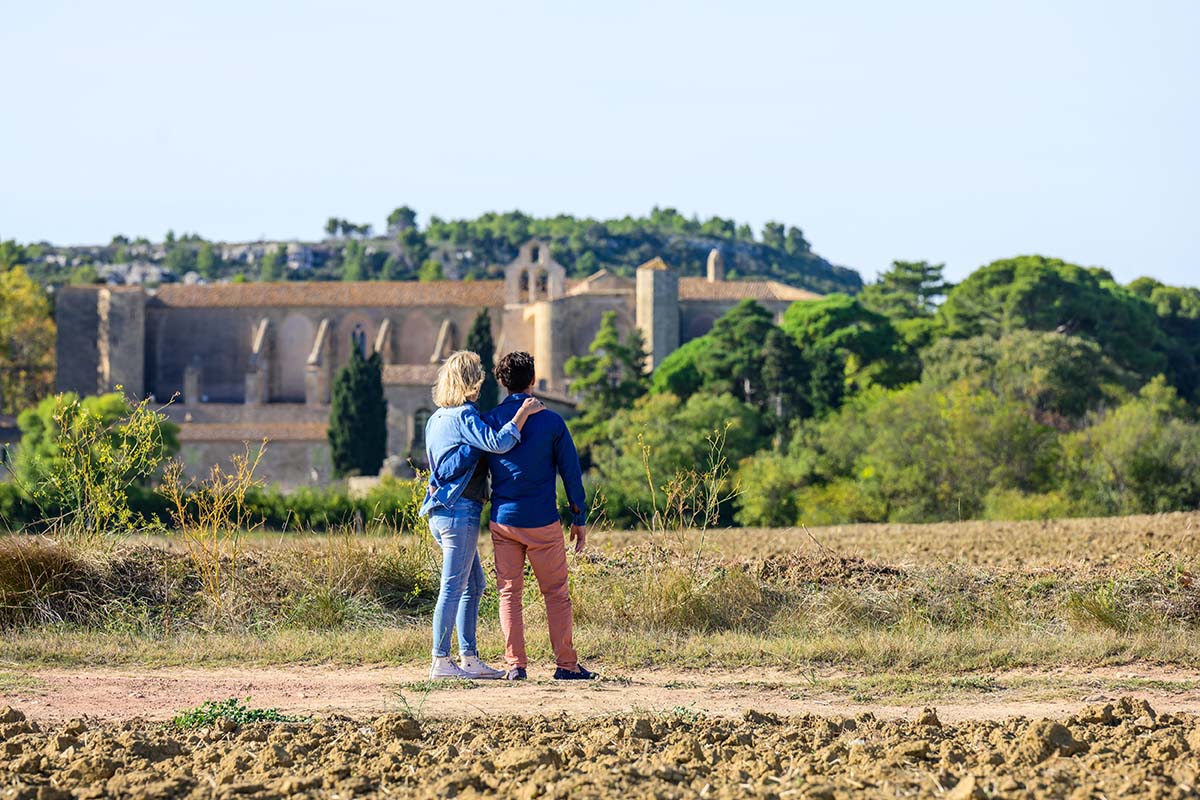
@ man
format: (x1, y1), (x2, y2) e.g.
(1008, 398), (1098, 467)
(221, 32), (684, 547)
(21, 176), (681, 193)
(482, 351), (596, 681)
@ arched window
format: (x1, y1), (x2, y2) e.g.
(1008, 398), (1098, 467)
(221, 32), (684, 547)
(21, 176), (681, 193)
(530, 245), (540, 264)
(412, 408), (432, 450)
(536, 272), (549, 298)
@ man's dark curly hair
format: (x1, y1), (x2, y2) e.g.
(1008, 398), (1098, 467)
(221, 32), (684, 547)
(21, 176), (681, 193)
(495, 351), (536, 392)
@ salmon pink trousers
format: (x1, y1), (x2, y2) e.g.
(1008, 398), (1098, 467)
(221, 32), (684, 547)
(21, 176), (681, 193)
(489, 521), (578, 671)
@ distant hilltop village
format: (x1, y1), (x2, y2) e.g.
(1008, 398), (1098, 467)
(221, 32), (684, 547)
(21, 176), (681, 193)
(55, 241), (823, 489)
(16, 208), (862, 295)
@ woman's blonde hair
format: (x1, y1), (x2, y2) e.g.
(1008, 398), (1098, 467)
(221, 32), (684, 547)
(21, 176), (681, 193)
(432, 350), (485, 407)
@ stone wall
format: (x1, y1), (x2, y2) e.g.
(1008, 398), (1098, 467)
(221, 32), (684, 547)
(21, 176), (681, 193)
(147, 304), (498, 404)
(54, 287), (101, 395)
(178, 440), (332, 493)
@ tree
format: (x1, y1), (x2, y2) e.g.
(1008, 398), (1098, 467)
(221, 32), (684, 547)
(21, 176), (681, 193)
(325, 217), (340, 238)
(341, 241), (366, 281)
(784, 380), (1061, 524)
(418, 259), (444, 282)
(387, 206), (418, 234)
(258, 245), (284, 282)
(938, 256), (1166, 380)
(650, 336), (710, 399)
(760, 327), (809, 442)
(466, 309), (499, 411)
(921, 330), (1135, 426)
(164, 243), (196, 275)
(781, 293), (915, 390)
(378, 255), (400, 281)
(564, 311), (648, 454)
(591, 391), (762, 527)
(1127, 277), (1200, 404)
(15, 392), (180, 530)
(1061, 378), (1200, 515)
(69, 264), (100, 285)
(196, 242), (221, 279)
(761, 222), (786, 250)
(0, 267), (56, 415)
(695, 300), (776, 406)
(859, 260), (950, 321)
(328, 334), (387, 477)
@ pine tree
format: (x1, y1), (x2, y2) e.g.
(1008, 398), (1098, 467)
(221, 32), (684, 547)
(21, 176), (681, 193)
(761, 327), (810, 444)
(328, 331), (388, 477)
(466, 309), (498, 410)
(859, 260), (951, 320)
(807, 345), (846, 418)
(696, 300), (775, 406)
(564, 311), (648, 456)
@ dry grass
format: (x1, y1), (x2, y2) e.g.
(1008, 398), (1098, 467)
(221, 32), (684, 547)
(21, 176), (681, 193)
(589, 510), (1200, 568)
(3, 514), (1200, 672)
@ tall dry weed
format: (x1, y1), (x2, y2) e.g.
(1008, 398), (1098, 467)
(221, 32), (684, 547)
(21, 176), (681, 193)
(159, 443), (266, 617)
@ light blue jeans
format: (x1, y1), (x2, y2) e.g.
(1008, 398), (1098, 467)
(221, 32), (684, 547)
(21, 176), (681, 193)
(427, 499), (486, 658)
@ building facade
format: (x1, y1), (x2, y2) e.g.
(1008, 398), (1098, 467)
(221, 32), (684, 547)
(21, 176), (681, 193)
(55, 241), (820, 489)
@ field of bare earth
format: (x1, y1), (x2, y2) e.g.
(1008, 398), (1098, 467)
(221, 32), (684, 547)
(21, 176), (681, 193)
(3, 512), (1200, 797)
(1, 695), (1199, 799)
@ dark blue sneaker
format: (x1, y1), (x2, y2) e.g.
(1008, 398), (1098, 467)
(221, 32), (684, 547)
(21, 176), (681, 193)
(505, 667), (527, 681)
(553, 664), (598, 681)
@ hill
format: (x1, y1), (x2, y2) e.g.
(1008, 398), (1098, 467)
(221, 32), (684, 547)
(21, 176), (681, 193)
(0, 207), (863, 294)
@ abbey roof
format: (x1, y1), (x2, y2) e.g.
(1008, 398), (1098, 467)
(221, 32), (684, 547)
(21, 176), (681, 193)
(153, 281), (508, 308)
(148, 274), (820, 309)
(678, 278), (821, 302)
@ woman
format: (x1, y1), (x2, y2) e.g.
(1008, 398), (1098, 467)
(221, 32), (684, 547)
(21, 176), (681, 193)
(419, 350), (544, 680)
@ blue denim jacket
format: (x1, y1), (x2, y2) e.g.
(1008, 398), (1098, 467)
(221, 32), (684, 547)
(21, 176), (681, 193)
(419, 403), (521, 517)
(430, 394), (587, 528)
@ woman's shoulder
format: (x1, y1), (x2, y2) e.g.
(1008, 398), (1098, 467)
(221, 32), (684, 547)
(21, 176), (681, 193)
(436, 404), (480, 420)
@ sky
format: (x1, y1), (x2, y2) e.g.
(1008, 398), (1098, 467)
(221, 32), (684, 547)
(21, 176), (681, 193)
(2, 1), (1197, 286)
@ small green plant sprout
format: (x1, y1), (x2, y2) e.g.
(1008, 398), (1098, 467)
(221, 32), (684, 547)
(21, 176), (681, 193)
(171, 697), (300, 730)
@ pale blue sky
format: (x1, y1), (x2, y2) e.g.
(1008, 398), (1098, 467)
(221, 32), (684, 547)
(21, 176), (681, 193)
(2, 1), (1197, 286)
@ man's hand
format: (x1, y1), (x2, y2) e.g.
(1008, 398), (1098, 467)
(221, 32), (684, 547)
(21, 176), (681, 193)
(570, 524), (587, 553)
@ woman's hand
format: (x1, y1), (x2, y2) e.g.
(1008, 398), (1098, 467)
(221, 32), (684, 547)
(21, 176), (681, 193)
(513, 396), (546, 430)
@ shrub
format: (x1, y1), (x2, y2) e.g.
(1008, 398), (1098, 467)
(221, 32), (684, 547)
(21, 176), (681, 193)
(1061, 378), (1200, 515)
(13, 392), (179, 541)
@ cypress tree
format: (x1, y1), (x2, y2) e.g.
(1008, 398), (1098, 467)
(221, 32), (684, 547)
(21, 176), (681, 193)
(466, 309), (498, 410)
(328, 330), (388, 477)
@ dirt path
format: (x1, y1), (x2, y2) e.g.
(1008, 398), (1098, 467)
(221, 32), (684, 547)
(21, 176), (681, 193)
(5, 663), (1200, 723)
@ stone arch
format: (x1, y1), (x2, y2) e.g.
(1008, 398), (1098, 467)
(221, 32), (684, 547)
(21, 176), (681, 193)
(412, 407), (432, 450)
(277, 313), (315, 402)
(337, 312), (375, 368)
(399, 311), (438, 363)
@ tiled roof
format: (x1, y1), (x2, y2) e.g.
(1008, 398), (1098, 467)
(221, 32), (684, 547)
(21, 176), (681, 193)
(678, 278), (821, 303)
(178, 422), (328, 443)
(382, 364), (440, 385)
(638, 257), (671, 271)
(153, 281), (507, 308)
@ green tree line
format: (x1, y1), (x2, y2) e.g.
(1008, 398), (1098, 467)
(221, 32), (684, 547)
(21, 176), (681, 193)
(569, 255), (1200, 528)
(0, 205), (862, 295)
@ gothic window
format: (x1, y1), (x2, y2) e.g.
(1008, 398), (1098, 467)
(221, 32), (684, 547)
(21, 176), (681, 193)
(412, 408), (432, 450)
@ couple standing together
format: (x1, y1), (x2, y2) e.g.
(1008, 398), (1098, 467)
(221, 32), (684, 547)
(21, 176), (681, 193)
(418, 350), (596, 682)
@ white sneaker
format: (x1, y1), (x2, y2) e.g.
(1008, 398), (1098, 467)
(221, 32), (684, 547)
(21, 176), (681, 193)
(429, 655), (472, 680)
(458, 654), (506, 680)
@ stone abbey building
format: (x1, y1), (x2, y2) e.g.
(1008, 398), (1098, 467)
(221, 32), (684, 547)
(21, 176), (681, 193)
(55, 241), (819, 488)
